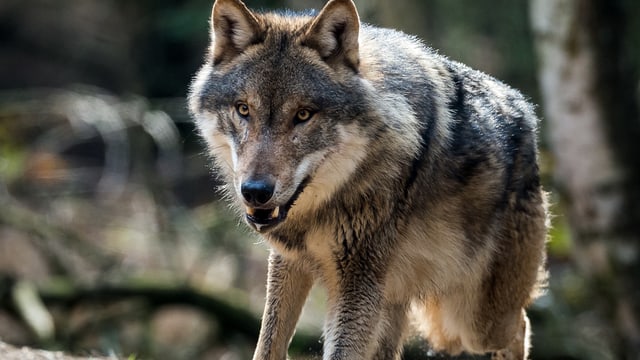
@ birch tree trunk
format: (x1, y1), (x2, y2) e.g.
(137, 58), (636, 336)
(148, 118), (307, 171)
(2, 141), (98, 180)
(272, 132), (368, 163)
(530, 0), (640, 357)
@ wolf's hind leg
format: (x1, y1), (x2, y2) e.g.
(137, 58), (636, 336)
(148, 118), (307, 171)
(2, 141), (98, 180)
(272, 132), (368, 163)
(482, 190), (545, 359)
(490, 310), (530, 360)
(371, 303), (410, 360)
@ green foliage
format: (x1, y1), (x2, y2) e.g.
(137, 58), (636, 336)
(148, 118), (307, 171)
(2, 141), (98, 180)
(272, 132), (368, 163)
(0, 145), (26, 184)
(548, 203), (573, 257)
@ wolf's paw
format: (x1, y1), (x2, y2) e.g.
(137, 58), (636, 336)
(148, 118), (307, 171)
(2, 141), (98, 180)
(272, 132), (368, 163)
(491, 349), (523, 360)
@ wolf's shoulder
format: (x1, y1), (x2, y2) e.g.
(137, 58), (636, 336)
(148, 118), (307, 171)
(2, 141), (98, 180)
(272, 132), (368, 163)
(357, 25), (470, 99)
(359, 24), (441, 67)
(358, 24), (520, 91)
(359, 24), (535, 117)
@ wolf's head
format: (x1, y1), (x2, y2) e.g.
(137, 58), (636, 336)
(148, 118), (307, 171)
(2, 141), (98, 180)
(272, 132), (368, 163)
(189, 0), (378, 232)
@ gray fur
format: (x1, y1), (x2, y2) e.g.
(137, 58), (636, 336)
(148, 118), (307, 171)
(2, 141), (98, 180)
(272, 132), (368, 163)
(189, 0), (547, 359)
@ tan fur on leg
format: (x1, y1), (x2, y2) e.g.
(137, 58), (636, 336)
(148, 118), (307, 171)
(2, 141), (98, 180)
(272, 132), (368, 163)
(491, 310), (530, 360)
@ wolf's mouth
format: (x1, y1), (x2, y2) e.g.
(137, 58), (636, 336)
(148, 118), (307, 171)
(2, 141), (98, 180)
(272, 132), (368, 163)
(245, 177), (310, 232)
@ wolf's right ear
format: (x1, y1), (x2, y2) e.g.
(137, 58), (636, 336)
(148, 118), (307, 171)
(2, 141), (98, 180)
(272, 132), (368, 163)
(211, 0), (263, 65)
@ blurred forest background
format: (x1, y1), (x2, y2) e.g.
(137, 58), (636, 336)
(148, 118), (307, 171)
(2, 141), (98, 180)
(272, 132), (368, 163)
(1, 0), (639, 359)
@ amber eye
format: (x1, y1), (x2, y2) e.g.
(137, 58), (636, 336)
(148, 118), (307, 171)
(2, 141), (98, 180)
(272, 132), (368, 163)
(294, 109), (313, 124)
(236, 102), (250, 117)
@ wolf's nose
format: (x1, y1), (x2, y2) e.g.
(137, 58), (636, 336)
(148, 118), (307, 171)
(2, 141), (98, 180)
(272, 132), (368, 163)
(241, 179), (275, 206)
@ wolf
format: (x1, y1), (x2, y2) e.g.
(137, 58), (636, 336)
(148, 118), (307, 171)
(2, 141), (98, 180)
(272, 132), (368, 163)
(188, 0), (547, 359)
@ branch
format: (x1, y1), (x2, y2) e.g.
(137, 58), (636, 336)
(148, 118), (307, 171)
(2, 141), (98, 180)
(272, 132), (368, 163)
(37, 280), (261, 343)
(0, 187), (119, 277)
(0, 340), (111, 360)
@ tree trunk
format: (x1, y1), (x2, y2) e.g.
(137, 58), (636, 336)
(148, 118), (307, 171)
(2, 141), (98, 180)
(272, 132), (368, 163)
(530, 0), (640, 357)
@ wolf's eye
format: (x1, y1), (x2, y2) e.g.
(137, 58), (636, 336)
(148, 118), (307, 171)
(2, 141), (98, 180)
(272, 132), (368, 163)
(294, 109), (313, 124)
(236, 102), (250, 117)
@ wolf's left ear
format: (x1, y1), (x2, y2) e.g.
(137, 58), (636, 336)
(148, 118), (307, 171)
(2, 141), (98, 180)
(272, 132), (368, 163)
(303, 0), (360, 71)
(211, 0), (263, 65)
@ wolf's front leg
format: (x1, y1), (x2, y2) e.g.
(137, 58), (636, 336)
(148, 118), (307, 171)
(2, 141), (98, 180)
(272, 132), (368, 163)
(253, 251), (313, 360)
(323, 275), (385, 360)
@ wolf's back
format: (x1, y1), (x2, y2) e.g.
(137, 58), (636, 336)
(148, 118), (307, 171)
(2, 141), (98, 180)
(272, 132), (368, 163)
(355, 24), (540, 210)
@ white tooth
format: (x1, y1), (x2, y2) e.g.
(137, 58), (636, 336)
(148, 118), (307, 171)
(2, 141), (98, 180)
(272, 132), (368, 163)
(247, 207), (255, 216)
(272, 207), (280, 218)
(255, 223), (264, 232)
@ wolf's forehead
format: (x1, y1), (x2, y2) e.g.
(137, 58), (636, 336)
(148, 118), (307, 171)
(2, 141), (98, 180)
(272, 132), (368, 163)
(206, 12), (346, 109)
(245, 48), (334, 104)
(203, 51), (331, 112)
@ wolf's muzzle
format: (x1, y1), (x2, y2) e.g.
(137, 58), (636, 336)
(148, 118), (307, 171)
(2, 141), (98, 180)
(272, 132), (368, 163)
(244, 177), (310, 232)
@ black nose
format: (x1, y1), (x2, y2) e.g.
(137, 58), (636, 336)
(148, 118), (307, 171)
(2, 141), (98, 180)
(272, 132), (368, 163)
(241, 178), (275, 206)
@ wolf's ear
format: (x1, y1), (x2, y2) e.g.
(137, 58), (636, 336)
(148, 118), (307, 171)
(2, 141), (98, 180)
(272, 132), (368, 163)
(211, 0), (263, 65)
(303, 0), (360, 71)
